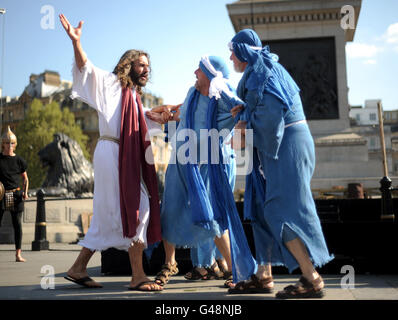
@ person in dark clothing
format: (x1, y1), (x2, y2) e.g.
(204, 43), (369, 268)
(0, 126), (29, 262)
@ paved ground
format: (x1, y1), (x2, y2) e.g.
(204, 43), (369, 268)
(1, 243), (398, 302)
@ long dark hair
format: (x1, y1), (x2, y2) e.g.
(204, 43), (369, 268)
(112, 49), (150, 95)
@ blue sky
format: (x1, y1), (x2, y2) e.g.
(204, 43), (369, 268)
(0, 0), (397, 110)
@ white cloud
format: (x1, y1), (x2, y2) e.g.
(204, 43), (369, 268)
(385, 22), (398, 44)
(346, 43), (382, 58)
(364, 59), (377, 65)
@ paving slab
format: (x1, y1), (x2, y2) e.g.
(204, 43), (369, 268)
(1, 244), (398, 302)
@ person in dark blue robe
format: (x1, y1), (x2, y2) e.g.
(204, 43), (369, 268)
(228, 29), (333, 298)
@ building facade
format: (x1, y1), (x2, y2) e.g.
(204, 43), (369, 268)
(349, 99), (380, 126)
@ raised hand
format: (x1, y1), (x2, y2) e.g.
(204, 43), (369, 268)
(59, 14), (83, 43)
(59, 14), (87, 70)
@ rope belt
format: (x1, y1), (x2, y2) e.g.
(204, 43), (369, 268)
(98, 135), (120, 144)
(284, 119), (307, 128)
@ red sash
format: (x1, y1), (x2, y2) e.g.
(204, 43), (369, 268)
(119, 87), (161, 244)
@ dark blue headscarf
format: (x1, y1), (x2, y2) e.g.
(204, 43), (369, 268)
(229, 29), (300, 110)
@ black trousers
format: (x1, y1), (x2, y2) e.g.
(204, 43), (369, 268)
(0, 191), (24, 250)
(0, 209), (23, 250)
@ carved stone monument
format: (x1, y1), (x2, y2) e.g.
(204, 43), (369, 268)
(227, 0), (361, 134)
(38, 132), (94, 197)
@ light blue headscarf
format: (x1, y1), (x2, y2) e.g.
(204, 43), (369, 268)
(199, 55), (244, 111)
(185, 55), (257, 282)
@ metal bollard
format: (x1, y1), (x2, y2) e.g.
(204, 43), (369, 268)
(377, 102), (395, 221)
(380, 176), (395, 221)
(32, 189), (50, 251)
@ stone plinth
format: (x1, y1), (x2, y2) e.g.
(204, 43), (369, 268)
(226, 1), (391, 191)
(227, 0), (362, 136)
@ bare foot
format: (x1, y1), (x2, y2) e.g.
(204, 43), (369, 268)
(185, 267), (208, 279)
(16, 256), (26, 262)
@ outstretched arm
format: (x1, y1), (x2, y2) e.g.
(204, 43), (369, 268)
(59, 14), (87, 70)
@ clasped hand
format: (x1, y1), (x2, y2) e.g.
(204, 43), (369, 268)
(231, 104), (244, 118)
(146, 104), (182, 124)
(230, 120), (247, 150)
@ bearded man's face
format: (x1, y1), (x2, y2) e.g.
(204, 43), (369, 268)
(131, 55), (150, 87)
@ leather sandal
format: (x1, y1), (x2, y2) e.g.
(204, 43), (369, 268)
(203, 262), (224, 280)
(228, 274), (274, 294)
(276, 276), (325, 299)
(223, 271), (233, 288)
(184, 267), (207, 280)
(154, 262), (179, 286)
(216, 259), (228, 274)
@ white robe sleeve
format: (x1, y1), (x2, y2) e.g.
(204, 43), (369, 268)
(143, 106), (163, 137)
(71, 59), (121, 121)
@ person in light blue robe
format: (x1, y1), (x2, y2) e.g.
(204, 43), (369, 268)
(228, 29), (333, 298)
(154, 55), (257, 288)
(186, 142), (236, 280)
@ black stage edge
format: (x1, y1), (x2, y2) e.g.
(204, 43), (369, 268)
(101, 198), (398, 275)
(3, 300), (396, 319)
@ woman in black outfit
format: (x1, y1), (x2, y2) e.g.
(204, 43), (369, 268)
(0, 126), (29, 262)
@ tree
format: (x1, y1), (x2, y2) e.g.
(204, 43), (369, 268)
(15, 99), (90, 189)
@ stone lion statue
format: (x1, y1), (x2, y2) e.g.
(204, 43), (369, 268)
(37, 133), (94, 197)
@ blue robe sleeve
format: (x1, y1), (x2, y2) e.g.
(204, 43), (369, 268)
(216, 98), (236, 133)
(245, 90), (286, 160)
(238, 106), (251, 123)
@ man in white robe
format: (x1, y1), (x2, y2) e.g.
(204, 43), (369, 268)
(60, 14), (167, 291)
